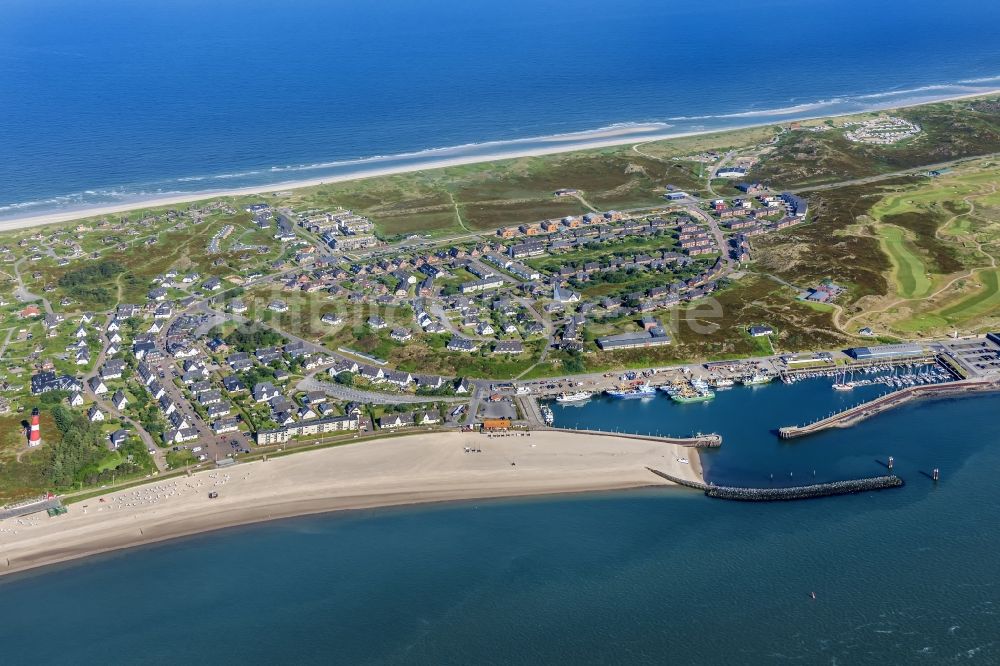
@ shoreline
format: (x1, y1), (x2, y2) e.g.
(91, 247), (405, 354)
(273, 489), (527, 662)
(0, 430), (703, 578)
(2, 88), (998, 233)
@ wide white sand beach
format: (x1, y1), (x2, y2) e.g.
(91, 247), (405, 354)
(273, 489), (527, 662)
(0, 124), (691, 233)
(3, 88), (997, 234)
(0, 430), (703, 577)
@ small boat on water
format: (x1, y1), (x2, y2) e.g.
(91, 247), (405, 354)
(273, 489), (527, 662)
(556, 391), (593, 403)
(832, 382), (853, 391)
(605, 382), (656, 399)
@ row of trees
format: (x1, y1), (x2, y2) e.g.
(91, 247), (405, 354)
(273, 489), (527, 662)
(46, 404), (153, 489)
(48, 404), (112, 488)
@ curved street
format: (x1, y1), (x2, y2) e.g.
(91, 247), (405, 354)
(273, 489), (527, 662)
(298, 376), (465, 405)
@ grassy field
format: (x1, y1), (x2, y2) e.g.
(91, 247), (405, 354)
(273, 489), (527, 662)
(814, 161), (1000, 336)
(753, 180), (901, 303)
(939, 268), (1000, 321)
(752, 98), (1000, 188)
(0, 411), (60, 503)
(24, 211), (283, 312)
(877, 225), (934, 299)
(265, 144), (720, 238)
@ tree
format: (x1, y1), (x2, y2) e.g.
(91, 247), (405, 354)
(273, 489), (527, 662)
(52, 403), (76, 434)
(334, 371), (354, 386)
(223, 325), (284, 353)
(562, 350), (585, 374)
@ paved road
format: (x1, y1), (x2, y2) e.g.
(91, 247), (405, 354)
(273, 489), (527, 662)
(0, 328), (14, 360)
(463, 386), (484, 425)
(298, 376), (466, 405)
(685, 203), (734, 271)
(787, 154), (1000, 195)
(428, 301), (461, 334)
(12, 258), (53, 314)
(82, 325), (167, 471)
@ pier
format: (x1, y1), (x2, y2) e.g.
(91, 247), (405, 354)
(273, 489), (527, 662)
(518, 396), (721, 446)
(646, 468), (904, 501)
(777, 378), (1000, 439)
(560, 428), (721, 448)
(778, 355), (937, 381)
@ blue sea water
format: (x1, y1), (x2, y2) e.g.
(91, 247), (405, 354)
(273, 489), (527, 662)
(3, 2), (1000, 661)
(2, 0), (1000, 218)
(2, 381), (1000, 664)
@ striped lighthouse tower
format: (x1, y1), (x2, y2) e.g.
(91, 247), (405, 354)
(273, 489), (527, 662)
(28, 407), (41, 447)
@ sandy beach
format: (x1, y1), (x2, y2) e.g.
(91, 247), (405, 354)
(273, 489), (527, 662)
(0, 430), (703, 577)
(3, 88), (998, 234)
(0, 124), (691, 233)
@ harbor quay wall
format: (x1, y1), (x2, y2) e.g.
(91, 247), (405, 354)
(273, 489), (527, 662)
(553, 427), (722, 448)
(780, 355), (936, 377)
(777, 379), (1000, 439)
(646, 468), (904, 501)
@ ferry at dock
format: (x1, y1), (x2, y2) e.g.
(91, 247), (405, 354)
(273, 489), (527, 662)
(556, 391), (593, 403)
(540, 405), (554, 425)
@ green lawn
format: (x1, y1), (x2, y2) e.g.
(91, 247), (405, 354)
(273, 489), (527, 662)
(878, 225), (933, 299)
(940, 268), (1000, 320)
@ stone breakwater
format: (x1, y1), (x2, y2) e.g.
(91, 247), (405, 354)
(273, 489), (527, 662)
(646, 467), (904, 501)
(704, 476), (904, 501)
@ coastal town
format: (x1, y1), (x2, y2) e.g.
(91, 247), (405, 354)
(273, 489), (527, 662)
(7, 2), (1000, 661)
(0, 96), (999, 543)
(2, 178), (816, 468)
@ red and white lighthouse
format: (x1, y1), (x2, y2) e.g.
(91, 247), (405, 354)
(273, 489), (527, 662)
(28, 407), (41, 446)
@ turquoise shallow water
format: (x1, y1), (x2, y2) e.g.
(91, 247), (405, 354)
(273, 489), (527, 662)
(2, 384), (999, 664)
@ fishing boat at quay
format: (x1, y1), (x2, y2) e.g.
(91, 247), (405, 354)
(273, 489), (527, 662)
(660, 378), (716, 404)
(556, 391), (593, 404)
(740, 373), (773, 386)
(605, 383), (656, 399)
